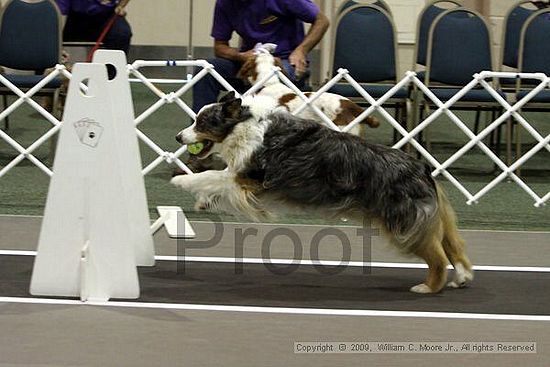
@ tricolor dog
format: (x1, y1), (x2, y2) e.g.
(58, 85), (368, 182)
(172, 92), (473, 294)
(178, 45), (379, 175)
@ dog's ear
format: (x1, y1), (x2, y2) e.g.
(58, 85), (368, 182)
(219, 91), (236, 103)
(237, 56), (257, 83)
(222, 97), (243, 120)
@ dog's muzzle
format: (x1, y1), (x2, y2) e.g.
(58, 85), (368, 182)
(175, 126), (197, 145)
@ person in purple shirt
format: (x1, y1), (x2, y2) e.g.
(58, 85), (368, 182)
(192, 0), (329, 112)
(55, 0), (132, 54)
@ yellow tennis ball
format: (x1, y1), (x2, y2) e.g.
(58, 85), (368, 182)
(187, 142), (204, 155)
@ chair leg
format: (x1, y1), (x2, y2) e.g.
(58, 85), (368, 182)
(494, 108), (502, 158)
(506, 116), (513, 167)
(392, 106), (399, 144)
(408, 87), (423, 158)
(393, 104), (408, 146)
(405, 88), (418, 155)
(424, 104), (432, 152)
(474, 109), (481, 134)
(49, 90), (61, 163)
(416, 103), (426, 158)
(403, 99), (416, 154)
(2, 95), (9, 130)
(418, 106), (424, 137)
(487, 108), (500, 175)
(515, 116), (522, 176)
(486, 109), (493, 148)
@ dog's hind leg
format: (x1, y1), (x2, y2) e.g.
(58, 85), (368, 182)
(409, 226), (449, 294)
(436, 184), (474, 288)
(443, 232), (474, 289)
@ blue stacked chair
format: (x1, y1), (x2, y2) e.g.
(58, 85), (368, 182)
(329, 4), (409, 142)
(0, 0), (63, 130)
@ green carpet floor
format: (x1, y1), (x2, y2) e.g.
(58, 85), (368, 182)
(0, 83), (548, 231)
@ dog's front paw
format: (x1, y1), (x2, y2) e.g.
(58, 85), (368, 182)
(194, 194), (222, 211)
(194, 195), (211, 211)
(170, 175), (194, 190)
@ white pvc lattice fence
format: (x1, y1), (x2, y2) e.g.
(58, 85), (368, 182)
(0, 65), (72, 177)
(0, 60), (549, 207)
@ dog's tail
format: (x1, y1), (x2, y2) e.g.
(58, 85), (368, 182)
(344, 99), (379, 128)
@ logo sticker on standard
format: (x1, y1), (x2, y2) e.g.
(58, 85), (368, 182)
(73, 118), (104, 148)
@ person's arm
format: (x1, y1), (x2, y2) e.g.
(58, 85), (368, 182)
(214, 40), (254, 62)
(55, 0), (69, 15)
(53, 0), (68, 29)
(211, 1), (253, 62)
(289, 11), (330, 78)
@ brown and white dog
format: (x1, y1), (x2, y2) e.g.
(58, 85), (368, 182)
(237, 50), (379, 138)
(172, 93), (474, 294)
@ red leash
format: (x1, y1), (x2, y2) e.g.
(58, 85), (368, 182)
(86, 14), (119, 62)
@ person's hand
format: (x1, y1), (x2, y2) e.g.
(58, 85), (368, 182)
(61, 49), (70, 64)
(289, 47), (307, 80)
(239, 49), (255, 62)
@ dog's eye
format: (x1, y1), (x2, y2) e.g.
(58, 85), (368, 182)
(194, 118), (207, 131)
(209, 119), (222, 128)
(196, 115), (211, 126)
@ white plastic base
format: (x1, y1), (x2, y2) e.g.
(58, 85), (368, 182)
(154, 206), (196, 238)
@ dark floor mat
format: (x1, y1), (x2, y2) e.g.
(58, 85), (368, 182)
(1, 255), (549, 315)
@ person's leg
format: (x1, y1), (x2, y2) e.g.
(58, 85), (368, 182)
(192, 58), (246, 113)
(63, 11), (103, 42)
(63, 11), (131, 55)
(103, 16), (133, 54)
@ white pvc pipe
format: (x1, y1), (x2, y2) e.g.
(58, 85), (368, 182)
(131, 59), (210, 69)
(537, 192), (550, 207)
(129, 78), (189, 84)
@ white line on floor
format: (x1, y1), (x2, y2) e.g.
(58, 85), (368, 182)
(1, 250), (549, 272)
(0, 250), (36, 256)
(1, 213), (549, 234)
(0, 296), (548, 321)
